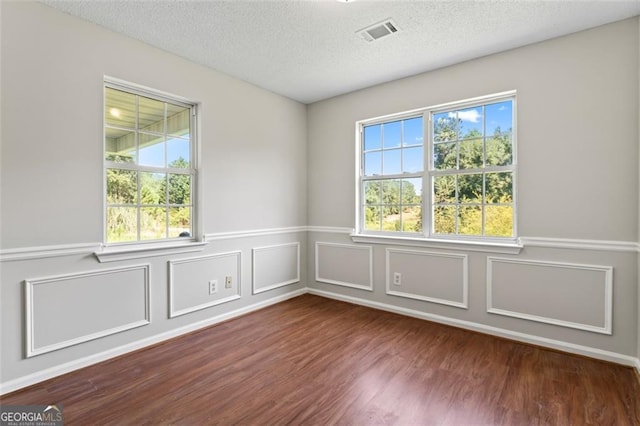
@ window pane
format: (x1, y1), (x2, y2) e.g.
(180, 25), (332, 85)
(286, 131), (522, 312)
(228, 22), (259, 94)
(485, 172), (513, 203)
(457, 106), (483, 139)
(364, 124), (381, 151)
(402, 146), (423, 173)
(105, 128), (136, 163)
(383, 121), (401, 148)
(140, 172), (166, 205)
(458, 205), (482, 235)
(364, 181), (381, 205)
(364, 206), (381, 231)
(403, 117), (423, 146)
(459, 138), (483, 169)
(166, 104), (190, 137)
(402, 178), (422, 205)
(169, 207), (191, 237)
(167, 137), (190, 168)
(382, 180), (400, 205)
(402, 206), (422, 232)
(168, 173), (191, 205)
(141, 207), (167, 240)
(433, 112), (457, 142)
(383, 149), (401, 175)
(433, 142), (456, 170)
(433, 175), (456, 204)
(485, 206), (513, 237)
(138, 96), (165, 132)
(105, 88), (136, 129)
(382, 206), (401, 231)
(364, 151), (382, 176)
(106, 169), (137, 204)
(486, 134), (512, 166)
(139, 133), (165, 167)
(458, 173), (482, 203)
(485, 100), (513, 135)
(107, 207), (137, 243)
(434, 206), (456, 234)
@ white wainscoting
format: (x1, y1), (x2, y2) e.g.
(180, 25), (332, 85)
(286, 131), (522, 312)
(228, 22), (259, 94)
(25, 264), (150, 357)
(386, 248), (468, 308)
(487, 257), (613, 334)
(308, 287), (638, 368)
(168, 251), (242, 318)
(2, 288), (307, 396)
(315, 242), (373, 291)
(252, 242), (300, 294)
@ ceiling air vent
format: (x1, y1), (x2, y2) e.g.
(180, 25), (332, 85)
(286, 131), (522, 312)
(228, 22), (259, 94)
(357, 19), (399, 42)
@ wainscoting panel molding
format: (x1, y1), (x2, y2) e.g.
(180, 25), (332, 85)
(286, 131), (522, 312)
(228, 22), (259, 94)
(487, 257), (613, 334)
(252, 242), (300, 294)
(386, 248), (468, 308)
(25, 264), (150, 357)
(169, 251), (242, 318)
(315, 242), (373, 291)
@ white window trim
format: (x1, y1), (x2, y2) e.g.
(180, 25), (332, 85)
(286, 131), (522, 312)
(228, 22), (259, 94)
(353, 90), (518, 253)
(103, 76), (201, 248)
(94, 240), (207, 263)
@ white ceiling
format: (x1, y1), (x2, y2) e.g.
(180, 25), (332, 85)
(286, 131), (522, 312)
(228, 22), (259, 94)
(41, 0), (640, 104)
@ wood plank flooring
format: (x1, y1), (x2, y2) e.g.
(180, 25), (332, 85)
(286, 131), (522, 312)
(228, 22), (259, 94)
(2, 294), (639, 425)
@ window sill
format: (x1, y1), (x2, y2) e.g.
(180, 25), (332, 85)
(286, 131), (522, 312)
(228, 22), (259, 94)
(350, 233), (522, 254)
(94, 241), (208, 263)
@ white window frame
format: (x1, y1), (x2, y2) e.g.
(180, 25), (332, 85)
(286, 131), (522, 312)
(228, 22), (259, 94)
(354, 91), (520, 253)
(102, 77), (200, 249)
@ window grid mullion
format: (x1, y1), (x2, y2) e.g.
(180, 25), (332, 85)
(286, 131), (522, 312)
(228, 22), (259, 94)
(135, 95), (141, 242)
(163, 102), (169, 239)
(362, 173), (422, 182)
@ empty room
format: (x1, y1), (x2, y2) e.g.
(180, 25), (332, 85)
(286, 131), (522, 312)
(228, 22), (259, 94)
(1, 0), (639, 424)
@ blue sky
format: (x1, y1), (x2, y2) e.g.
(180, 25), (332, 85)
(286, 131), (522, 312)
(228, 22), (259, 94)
(435, 100), (513, 137)
(139, 136), (190, 168)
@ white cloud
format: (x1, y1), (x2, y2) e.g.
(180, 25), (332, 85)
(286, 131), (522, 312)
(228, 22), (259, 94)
(448, 110), (481, 123)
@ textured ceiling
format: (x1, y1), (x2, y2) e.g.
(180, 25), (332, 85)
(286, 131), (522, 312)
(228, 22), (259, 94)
(41, 0), (640, 104)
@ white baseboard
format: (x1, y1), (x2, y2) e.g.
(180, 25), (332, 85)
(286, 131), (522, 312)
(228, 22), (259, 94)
(635, 357), (640, 378)
(308, 288), (640, 368)
(0, 288), (306, 396)
(2, 286), (637, 395)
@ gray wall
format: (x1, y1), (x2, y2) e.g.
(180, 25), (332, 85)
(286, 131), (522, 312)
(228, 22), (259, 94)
(307, 18), (640, 362)
(308, 20), (638, 239)
(1, 3), (307, 249)
(0, 1), (307, 391)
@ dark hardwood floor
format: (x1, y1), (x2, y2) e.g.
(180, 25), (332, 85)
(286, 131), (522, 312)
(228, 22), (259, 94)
(2, 294), (639, 425)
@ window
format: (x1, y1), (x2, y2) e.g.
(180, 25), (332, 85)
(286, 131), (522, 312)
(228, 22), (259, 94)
(104, 81), (197, 244)
(358, 92), (516, 242)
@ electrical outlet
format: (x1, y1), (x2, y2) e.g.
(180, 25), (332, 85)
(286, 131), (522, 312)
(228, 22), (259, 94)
(225, 276), (232, 289)
(209, 280), (218, 295)
(393, 272), (402, 286)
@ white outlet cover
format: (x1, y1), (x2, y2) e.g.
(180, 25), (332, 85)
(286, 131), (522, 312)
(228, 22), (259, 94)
(393, 272), (401, 285)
